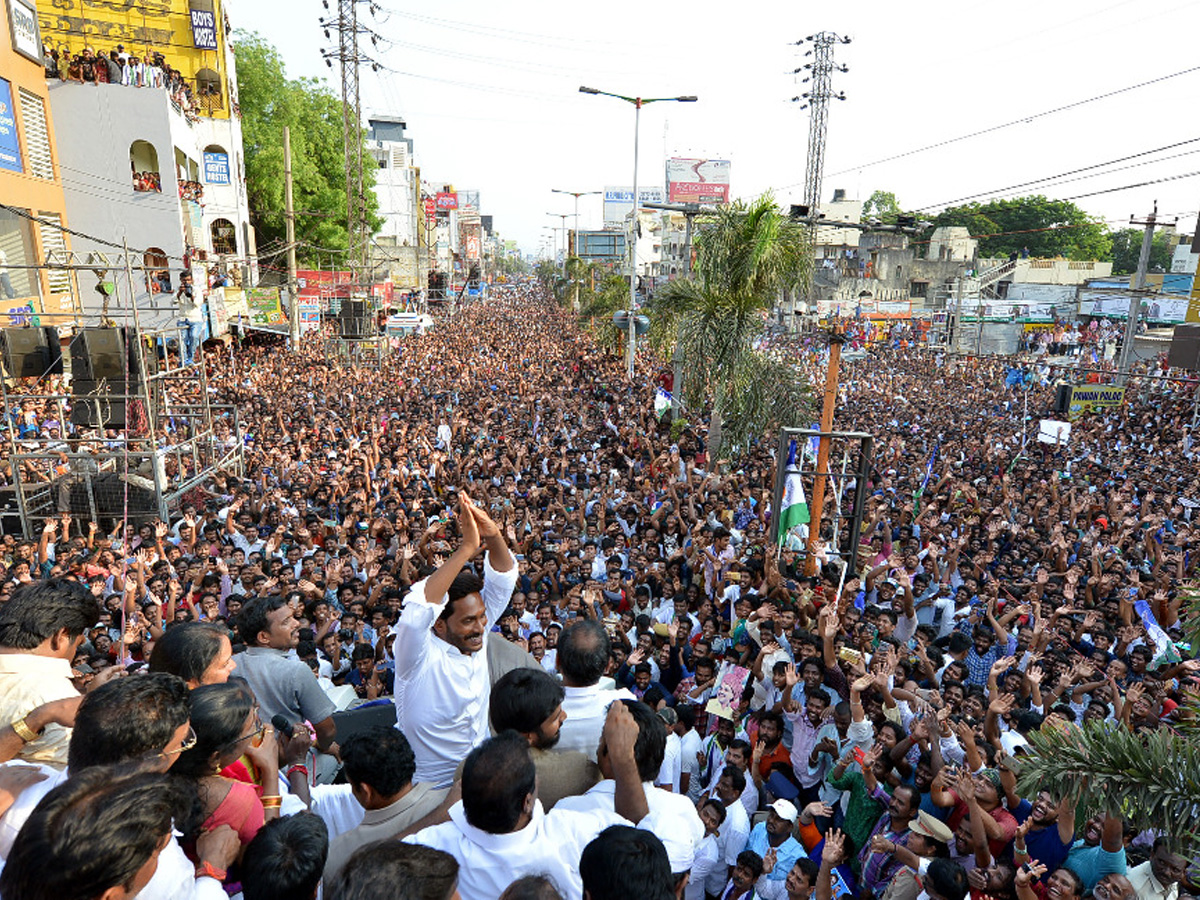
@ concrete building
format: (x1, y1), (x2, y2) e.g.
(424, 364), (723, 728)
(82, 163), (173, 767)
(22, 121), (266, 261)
(0, 0), (77, 325)
(39, 0), (253, 323)
(367, 115), (424, 291)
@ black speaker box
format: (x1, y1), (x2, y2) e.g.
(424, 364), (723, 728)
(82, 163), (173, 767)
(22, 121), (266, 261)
(1167, 324), (1200, 372)
(1, 327), (62, 379)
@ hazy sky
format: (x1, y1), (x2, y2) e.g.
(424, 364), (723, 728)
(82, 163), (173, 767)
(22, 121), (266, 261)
(231, 0), (1200, 256)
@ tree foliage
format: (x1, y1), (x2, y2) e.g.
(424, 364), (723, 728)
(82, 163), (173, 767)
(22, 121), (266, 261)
(647, 194), (813, 457)
(916, 195), (1111, 261)
(234, 31), (381, 268)
(1109, 228), (1175, 276)
(863, 190), (902, 223)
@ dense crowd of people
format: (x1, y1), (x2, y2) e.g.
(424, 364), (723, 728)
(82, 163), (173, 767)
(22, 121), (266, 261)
(0, 283), (1195, 900)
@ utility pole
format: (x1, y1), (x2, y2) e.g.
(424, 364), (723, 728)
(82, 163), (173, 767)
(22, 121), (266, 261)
(792, 32), (850, 302)
(806, 327), (846, 576)
(1117, 204), (1174, 383)
(284, 126), (300, 349)
(322, 0), (381, 286)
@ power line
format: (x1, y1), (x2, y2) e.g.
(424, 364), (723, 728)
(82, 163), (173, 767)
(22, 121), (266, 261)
(1060, 170), (1200, 201)
(769, 64), (1200, 192)
(913, 137), (1200, 211)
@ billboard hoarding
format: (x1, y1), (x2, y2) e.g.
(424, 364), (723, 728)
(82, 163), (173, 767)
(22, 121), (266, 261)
(666, 158), (730, 204)
(459, 190), (480, 212)
(0, 79), (22, 174)
(603, 186), (665, 227)
(435, 192), (458, 211)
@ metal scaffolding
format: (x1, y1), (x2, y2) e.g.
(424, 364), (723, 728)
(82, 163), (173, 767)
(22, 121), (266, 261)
(1, 251), (244, 537)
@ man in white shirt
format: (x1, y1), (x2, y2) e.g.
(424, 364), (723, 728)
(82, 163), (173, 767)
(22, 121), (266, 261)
(0, 579), (106, 769)
(407, 703), (650, 900)
(1127, 837), (1186, 900)
(394, 495), (517, 787)
(556, 620), (634, 761)
(707, 765), (752, 896)
(557, 700), (704, 877)
(655, 706), (683, 792)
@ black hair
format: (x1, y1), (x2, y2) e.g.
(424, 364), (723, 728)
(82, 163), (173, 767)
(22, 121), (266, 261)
(719, 764), (747, 793)
(68, 672), (190, 770)
(579, 825), (675, 900)
(557, 620), (611, 685)
(148, 622), (228, 684)
(700, 797), (727, 825)
(947, 632), (972, 654)
(172, 678), (257, 779)
(326, 840), (459, 900)
(792, 858), (820, 886)
(490, 668), (564, 734)
(341, 726), (416, 797)
(241, 812), (329, 900)
(0, 578), (99, 649)
(737, 849), (765, 878)
(675, 704), (696, 729)
(351, 643), (375, 663)
(236, 594), (289, 646)
(439, 569), (484, 621)
(926, 858), (969, 900)
(461, 731), (536, 834)
(0, 767), (181, 900)
(498, 875), (565, 900)
(620, 699), (667, 782)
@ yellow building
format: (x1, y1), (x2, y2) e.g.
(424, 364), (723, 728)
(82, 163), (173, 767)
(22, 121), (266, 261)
(0, 0), (76, 324)
(38, 0), (235, 120)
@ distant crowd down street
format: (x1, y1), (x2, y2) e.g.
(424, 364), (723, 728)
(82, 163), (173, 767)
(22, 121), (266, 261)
(0, 283), (1195, 900)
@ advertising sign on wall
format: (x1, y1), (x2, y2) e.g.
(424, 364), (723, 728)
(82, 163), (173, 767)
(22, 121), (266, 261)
(203, 151), (230, 184)
(1067, 385), (1125, 420)
(665, 158), (731, 204)
(246, 288), (285, 326)
(189, 8), (218, 49)
(435, 192), (458, 211)
(0, 79), (23, 174)
(7, 0), (41, 64)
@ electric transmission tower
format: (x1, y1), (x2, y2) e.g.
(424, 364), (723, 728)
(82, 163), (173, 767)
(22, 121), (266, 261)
(792, 32), (850, 296)
(321, 0), (383, 284)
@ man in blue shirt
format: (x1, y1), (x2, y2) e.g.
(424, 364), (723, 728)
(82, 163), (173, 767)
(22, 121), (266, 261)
(746, 799), (807, 884)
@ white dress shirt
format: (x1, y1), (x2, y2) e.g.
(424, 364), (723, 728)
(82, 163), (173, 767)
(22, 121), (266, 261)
(711, 798), (751, 892)
(394, 553), (518, 786)
(407, 798), (625, 900)
(657, 730), (682, 792)
(687, 833), (722, 900)
(0, 654), (79, 769)
(556, 683), (635, 761)
(554, 778), (704, 875)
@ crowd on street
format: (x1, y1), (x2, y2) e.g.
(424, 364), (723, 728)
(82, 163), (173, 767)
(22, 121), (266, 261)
(0, 284), (1195, 900)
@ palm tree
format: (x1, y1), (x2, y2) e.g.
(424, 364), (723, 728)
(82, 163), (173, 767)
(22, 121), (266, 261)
(647, 193), (812, 458)
(1015, 585), (1200, 849)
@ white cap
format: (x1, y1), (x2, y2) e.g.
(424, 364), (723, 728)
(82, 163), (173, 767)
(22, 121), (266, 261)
(769, 799), (799, 823)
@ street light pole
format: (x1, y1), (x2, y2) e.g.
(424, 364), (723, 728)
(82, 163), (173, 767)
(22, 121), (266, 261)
(580, 86), (697, 380)
(552, 188), (602, 313)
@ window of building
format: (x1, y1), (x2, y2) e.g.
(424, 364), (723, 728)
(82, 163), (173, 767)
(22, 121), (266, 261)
(195, 68), (223, 113)
(0, 208), (38, 304)
(17, 89), (53, 179)
(37, 213), (71, 296)
(210, 218), (236, 255)
(144, 248), (171, 294)
(130, 140), (161, 192)
(910, 281), (928, 299)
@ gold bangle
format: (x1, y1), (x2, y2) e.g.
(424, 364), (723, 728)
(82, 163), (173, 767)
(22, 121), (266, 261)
(261, 795), (282, 809)
(11, 716), (40, 744)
